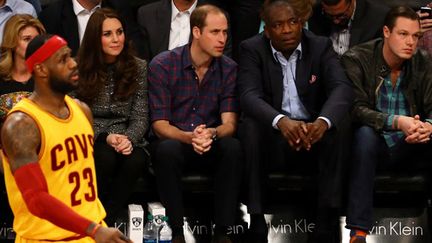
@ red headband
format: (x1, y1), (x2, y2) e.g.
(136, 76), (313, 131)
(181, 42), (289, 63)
(25, 35), (68, 73)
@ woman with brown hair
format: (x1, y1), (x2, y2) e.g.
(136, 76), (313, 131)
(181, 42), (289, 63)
(75, 8), (149, 225)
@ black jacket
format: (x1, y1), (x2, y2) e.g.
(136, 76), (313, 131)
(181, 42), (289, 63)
(309, 0), (389, 48)
(341, 38), (432, 131)
(238, 30), (353, 128)
(136, 0), (232, 61)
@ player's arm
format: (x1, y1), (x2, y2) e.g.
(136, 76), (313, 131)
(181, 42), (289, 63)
(1, 112), (130, 242)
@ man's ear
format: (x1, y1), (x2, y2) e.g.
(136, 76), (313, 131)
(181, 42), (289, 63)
(383, 25), (390, 38)
(192, 26), (201, 39)
(33, 63), (48, 79)
(264, 25), (270, 38)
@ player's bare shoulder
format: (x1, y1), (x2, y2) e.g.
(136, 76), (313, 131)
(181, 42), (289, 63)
(1, 111), (40, 172)
(73, 98), (93, 124)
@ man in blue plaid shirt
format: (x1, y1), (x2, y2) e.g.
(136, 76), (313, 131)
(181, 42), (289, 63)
(341, 6), (432, 243)
(148, 4), (242, 243)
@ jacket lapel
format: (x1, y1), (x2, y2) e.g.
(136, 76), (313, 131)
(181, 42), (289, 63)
(156, 0), (172, 54)
(265, 41), (284, 111)
(295, 51), (311, 99)
(62, 1), (79, 55)
(349, 0), (366, 47)
(295, 35), (312, 101)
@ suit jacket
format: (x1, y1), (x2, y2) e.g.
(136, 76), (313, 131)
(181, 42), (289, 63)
(308, 0), (389, 48)
(39, 0), (79, 55)
(238, 30), (353, 129)
(39, 0), (145, 58)
(137, 0), (232, 61)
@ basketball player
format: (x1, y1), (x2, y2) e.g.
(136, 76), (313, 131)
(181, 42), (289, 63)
(1, 34), (132, 243)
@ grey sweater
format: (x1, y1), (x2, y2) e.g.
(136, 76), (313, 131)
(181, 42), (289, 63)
(91, 57), (149, 148)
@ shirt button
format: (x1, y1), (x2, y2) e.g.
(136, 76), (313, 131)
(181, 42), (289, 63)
(191, 123), (194, 127)
(193, 107), (196, 111)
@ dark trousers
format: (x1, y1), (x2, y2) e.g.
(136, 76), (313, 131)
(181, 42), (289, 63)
(94, 141), (148, 222)
(151, 137), (243, 228)
(347, 126), (432, 231)
(239, 117), (350, 238)
(240, 118), (348, 212)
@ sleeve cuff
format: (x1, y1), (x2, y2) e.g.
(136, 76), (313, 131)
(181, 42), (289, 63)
(317, 116), (332, 129)
(272, 114), (285, 129)
(96, 132), (109, 143)
(385, 114), (395, 130)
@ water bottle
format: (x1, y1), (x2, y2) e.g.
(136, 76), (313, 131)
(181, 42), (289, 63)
(143, 214), (158, 243)
(159, 216), (172, 243)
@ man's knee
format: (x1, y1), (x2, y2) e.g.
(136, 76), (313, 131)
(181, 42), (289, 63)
(353, 126), (381, 151)
(217, 137), (242, 155)
(216, 137), (243, 169)
(152, 139), (184, 167)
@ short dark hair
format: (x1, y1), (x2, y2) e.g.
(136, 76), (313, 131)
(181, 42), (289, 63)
(262, 0), (314, 23)
(190, 4), (226, 32)
(383, 5), (419, 31)
(25, 34), (54, 60)
(262, 0), (294, 24)
(321, 0), (350, 7)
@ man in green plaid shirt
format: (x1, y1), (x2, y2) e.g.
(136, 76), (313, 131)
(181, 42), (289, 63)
(340, 6), (432, 243)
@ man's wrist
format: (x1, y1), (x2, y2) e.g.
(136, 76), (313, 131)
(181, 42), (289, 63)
(211, 128), (218, 141)
(317, 116), (331, 129)
(392, 115), (400, 130)
(316, 118), (329, 130)
(86, 222), (101, 238)
(273, 114), (285, 130)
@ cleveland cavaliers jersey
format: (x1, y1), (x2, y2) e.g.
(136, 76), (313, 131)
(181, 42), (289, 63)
(2, 95), (106, 242)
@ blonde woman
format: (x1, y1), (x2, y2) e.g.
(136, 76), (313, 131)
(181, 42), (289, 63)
(0, 14), (45, 121)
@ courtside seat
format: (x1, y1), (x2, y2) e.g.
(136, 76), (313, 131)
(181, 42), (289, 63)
(135, 169), (430, 199)
(374, 173), (429, 194)
(134, 168), (215, 194)
(266, 171), (429, 194)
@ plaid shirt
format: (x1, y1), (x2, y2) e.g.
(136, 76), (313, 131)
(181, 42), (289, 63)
(148, 44), (238, 132)
(376, 73), (409, 147)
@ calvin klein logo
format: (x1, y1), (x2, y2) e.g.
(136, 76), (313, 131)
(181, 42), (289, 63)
(132, 217), (142, 227)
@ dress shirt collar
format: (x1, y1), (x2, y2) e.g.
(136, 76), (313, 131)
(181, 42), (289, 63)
(72, 0), (101, 15)
(171, 0), (197, 22)
(182, 44), (216, 72)
(1, 0), (14, 10)
(270, 41), (302, 63)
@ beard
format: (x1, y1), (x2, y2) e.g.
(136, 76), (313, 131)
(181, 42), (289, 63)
(49, 74), (77, 95)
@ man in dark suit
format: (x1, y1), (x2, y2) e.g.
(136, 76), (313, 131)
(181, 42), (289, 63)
(308, 0), (389, 55)
(136, 0), (236, 61)
(137, 0), (199, 61)
(39, 0), (145, 58)
(238, 1), (353, 242)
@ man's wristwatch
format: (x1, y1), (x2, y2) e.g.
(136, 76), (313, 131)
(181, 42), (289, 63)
(212, 128), (218, 141)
